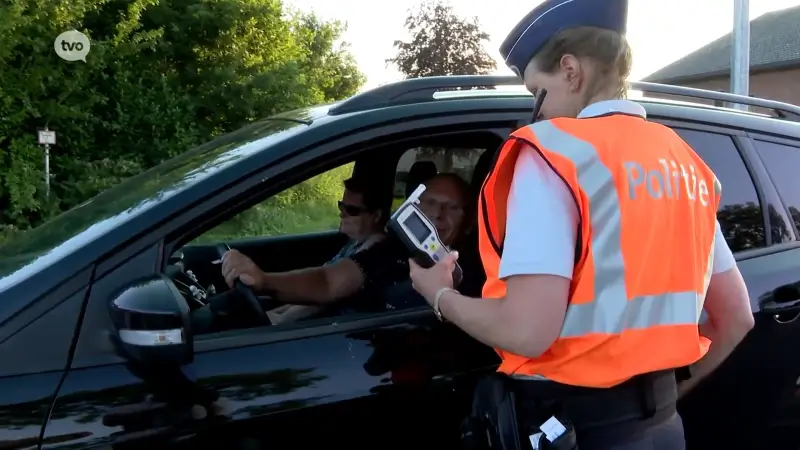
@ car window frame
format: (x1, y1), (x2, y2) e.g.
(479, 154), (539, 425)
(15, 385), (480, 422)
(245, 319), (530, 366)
(157, 114), (521, 353)
(745, 133), (800, 238)
(651, 118), (775, 251)
(168, 128), (514, 250)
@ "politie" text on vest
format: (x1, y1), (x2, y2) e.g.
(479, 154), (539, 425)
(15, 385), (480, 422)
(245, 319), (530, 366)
(624, 159), (711, 206)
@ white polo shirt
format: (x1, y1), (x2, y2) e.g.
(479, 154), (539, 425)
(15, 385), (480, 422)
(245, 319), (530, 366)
(498, 100), (736, 282)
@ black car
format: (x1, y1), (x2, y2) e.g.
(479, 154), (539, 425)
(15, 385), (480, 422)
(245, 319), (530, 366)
(2, 75), (800, 450)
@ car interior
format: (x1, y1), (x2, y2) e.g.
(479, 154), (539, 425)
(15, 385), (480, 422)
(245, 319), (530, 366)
(161, 131), (504, 336)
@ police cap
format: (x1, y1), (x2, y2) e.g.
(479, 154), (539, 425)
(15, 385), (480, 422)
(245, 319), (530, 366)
(500, 0), (629, 76)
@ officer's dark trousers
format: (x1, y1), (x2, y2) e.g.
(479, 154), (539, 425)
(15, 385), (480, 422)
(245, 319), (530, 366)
(574, 409), (685, 450)
(514, 370), (683, 450)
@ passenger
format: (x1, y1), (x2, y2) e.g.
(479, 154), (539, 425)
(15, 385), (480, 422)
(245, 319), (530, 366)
(220, 173), (480, 320)
(414, 173), (485, 298)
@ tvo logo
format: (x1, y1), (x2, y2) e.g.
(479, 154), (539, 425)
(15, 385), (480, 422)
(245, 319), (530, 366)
(54, 30), (91, 62)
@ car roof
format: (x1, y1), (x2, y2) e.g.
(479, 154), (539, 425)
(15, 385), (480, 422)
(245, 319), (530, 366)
(333, 76), (800, 140)
(435, 87), (775, 118)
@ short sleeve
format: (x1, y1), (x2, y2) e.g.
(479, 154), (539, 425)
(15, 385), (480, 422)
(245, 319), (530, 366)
(498, 146), (580, 280)
(348, 238), (410, 293)
(711, 219), (736, 274)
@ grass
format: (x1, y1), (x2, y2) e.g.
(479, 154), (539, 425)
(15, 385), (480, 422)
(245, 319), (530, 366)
(193, 164), (355, 243)
(195, 200), (341, 244)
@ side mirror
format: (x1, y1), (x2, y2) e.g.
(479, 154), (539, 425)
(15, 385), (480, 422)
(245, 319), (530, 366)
(108, 274), (194, 366)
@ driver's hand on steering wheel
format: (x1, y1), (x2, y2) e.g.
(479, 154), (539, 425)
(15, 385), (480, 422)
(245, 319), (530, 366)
(221, 249), (265, 290)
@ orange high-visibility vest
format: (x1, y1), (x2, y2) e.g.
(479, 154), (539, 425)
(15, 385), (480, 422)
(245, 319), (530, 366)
(478, 114), (721, 388)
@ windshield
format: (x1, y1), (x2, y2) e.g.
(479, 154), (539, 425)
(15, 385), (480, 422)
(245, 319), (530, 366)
(0, 118), (307, 288)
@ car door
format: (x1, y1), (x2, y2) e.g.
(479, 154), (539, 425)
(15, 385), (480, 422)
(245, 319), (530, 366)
(661, 125), (800, 450)
(42, 214), (476, 450)
(740, 135), (800, 449)
(39, 117), (516, 450)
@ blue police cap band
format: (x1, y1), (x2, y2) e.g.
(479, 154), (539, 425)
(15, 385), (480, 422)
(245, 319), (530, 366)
(499, 0), (629, 76)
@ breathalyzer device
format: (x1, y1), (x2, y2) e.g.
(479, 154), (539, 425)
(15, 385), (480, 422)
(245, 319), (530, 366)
(388, 184), (463, 287)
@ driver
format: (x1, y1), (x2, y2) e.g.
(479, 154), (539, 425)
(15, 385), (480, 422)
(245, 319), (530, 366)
(267, 176), (390, 322)
(329, 176), (390, 261)
(220, 173), (477, 320)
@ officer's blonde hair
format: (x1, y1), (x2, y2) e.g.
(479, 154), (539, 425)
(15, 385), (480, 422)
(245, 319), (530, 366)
(533, 26), (632, 101)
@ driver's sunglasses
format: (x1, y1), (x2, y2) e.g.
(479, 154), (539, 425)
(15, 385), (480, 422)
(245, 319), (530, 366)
(338, 201), (369, 216)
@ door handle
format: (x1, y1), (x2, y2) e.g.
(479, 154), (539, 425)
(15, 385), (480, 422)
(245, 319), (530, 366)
(431, 374), (455, 384)
(761, 284), (800, 323)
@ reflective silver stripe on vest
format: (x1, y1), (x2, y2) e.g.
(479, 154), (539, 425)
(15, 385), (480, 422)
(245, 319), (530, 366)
(526, 121), (716, 337)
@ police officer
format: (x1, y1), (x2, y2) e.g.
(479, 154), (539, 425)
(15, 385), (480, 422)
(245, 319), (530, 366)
(408, 1), (755, 449)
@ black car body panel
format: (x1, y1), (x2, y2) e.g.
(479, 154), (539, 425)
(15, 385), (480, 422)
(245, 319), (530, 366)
(2, 77), (800, 450)
(680, 243), (800, 449)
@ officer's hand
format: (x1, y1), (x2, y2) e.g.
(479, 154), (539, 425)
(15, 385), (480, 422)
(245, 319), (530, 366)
(221, 249), (264, 289)
(409, 251), (458, 305)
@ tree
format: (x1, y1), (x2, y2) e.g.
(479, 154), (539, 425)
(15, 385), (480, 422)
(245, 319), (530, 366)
(0, 0), (365, 240)
(385, 1), (497, 172)
(387, 0), (496, 79)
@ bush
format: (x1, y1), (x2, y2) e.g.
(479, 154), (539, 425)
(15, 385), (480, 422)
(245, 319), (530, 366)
(0, 0), (365, 245)
(195, 164), (353, 243)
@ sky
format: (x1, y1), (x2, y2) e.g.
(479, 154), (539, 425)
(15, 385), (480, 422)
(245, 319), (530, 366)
(286, 0), (800, 91)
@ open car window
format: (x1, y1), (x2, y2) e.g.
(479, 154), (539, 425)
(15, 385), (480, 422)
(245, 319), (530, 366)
(191, 163), (355, 244)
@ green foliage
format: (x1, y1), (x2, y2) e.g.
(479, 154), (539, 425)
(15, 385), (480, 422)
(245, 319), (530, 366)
(387, 0), (497, 78)
(0, 0), (365, 245)
(196, 163), (354, 243)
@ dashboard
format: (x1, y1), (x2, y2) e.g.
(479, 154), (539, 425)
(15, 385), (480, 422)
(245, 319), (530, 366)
(165, 250), (215, 310)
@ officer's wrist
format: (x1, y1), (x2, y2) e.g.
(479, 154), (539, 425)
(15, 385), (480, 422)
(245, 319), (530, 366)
(435, 288), (459, 318)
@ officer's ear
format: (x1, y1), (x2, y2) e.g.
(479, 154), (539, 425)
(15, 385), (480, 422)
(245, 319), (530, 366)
(558, 54), (582, 92)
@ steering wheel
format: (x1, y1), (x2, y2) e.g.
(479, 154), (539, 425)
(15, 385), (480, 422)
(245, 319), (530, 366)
(216, 244), (271, 325)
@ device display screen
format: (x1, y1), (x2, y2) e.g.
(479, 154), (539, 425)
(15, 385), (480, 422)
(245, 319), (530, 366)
(403, 212), (432, 243)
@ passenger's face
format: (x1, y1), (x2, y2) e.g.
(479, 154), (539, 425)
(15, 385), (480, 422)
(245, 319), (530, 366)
(338, 189), (381, 240)
(418, 176), (468, 247)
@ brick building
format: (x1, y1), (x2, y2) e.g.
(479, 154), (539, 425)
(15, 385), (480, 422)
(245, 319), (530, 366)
(642, 5), (800, 107)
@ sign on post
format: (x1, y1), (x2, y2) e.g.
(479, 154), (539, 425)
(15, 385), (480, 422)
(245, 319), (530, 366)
(37, 128), (56, 199)
(38, 129), (57, 145)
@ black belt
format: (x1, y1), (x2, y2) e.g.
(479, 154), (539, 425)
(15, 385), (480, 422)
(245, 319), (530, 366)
(513, 370), (678, 430)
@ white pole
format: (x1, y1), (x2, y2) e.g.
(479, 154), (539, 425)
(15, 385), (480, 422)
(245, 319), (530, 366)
(731, 0), (750, 110)
(44, 144), (50, 199)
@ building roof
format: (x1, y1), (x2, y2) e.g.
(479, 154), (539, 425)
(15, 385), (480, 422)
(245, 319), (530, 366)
(643, 5), (800, 83)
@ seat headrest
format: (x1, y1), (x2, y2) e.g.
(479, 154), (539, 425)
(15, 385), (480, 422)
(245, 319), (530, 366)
(470, 149), (495, 194)
(405, 161), (438, 198)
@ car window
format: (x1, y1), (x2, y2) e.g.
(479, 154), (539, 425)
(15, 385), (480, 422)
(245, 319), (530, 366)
(673, 128), (765, 252)
(753, 140), (800, 233)
(192, 163), (354, 244)
(393, 147), (484, 210)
